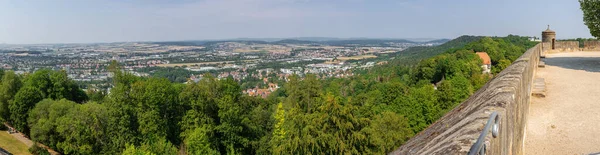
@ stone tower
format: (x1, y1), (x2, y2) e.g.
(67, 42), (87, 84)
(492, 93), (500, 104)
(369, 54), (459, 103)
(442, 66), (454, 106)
(542, 25), (556, 49)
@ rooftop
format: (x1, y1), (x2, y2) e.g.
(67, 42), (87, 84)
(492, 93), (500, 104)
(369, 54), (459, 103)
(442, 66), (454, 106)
(476, 52), (491, 65)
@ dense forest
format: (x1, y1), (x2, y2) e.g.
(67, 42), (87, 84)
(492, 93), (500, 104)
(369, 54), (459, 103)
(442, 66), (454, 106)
(0, 35), (535, 154)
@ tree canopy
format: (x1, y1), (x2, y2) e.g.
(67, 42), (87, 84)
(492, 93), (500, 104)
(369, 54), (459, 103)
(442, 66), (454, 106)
(580, 0), (600, 38)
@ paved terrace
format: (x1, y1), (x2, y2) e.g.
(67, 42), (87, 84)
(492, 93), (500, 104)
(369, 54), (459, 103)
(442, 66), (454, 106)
(525, 52), (600, 154)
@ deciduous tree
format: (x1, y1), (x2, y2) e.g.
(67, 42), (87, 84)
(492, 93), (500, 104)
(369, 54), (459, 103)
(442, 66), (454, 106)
(580, 0), (600, 38)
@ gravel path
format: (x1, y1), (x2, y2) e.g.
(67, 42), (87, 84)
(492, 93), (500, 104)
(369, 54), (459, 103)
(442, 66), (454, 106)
(525, 52), (600, 155)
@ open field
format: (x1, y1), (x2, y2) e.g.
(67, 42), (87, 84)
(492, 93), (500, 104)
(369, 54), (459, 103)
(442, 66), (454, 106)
(380, 50), (399, 53)
(156, 59), (260, 67)
(0, 131), (30, 155)
(156, 61), (235, 67)
(233, 48), (291, 53)
(233, 49), (263, 53)
(337, 55), (377, 61)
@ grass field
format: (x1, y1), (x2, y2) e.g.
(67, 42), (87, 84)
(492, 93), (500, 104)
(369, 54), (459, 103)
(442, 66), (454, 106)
(337, 55), (377, 61)
(0, 131), (30, 155)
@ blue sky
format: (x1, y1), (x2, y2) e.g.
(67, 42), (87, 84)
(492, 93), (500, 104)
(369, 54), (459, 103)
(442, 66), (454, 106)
(0, 0), (592, 44)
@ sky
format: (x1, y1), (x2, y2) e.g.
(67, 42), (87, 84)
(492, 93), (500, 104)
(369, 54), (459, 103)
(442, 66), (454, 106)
(0, 0), (593, 44)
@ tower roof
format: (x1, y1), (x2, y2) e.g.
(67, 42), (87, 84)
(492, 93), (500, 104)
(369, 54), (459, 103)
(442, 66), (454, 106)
(543, 25), (555, 33)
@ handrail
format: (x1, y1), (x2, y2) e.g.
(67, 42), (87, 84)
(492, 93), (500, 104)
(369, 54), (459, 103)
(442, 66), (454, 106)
(468, 112), (501, 155)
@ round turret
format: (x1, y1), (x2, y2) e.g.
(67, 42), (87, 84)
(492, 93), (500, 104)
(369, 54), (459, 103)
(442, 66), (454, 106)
(542, 25), (556, 43)
(542, 25), (556, 50)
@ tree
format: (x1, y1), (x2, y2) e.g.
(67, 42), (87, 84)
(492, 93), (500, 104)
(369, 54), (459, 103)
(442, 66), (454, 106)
(104, 70), (141, 154)
(0, 71), (22, 121)
(10, 86), (43, 135)
(437, 74), (473, 110)
(28, 99), (75, 150)
(580, 0), (600, 38)
(131, 78), (179, 143)
(55, 102), (109, 154)
(492, 59), (512, 74)
(362, 112), (413, 154)
(185, 127), (219, 155)
(122, 144), (154, 155)
(87, 89), (106, 103)
(23, 69), (87, 103)
(136, 137), (178, 155)
(23, 69), (52, 98)
(29, 144), (50, 155)
(272, 103), (286, 141)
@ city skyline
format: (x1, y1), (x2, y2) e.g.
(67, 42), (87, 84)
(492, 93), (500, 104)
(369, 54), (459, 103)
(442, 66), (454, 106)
(0, 0), (592, 44)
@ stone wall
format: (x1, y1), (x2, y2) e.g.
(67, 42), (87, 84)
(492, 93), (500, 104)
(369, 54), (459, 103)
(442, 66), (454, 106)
(554, 41), (579, 52)
(543, 41), (579, 53)
(583, 41), (600, 51)
(390, 43), (541, 155)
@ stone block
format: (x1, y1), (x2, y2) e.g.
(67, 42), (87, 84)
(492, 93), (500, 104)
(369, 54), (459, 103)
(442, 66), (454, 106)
(538, 61), (545, 68)
(532, 78), (546, 98)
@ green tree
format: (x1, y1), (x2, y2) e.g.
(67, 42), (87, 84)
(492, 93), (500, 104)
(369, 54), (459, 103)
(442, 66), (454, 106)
(28, 99), (76, 150)
(272, 103), (286, 141)
(580, 0), (600, 38)
(185, 127), (219, 155)
(0, 71), (22, 121)
(104, 70), (140, 154)
(9, 86), (43, 134)
(55, 102), (109, 154)
(131, 78), (179, 143)
(362, 112), (413, 154)
(137, 137), (178, 155)
(411, 85), (441, 124)
(122, 144), (154, 155)
(23, 69), (87, 103)
(29, 144), (50, 155)
(87, 89), (106, 103)
(492, 59), (512, 74)
(437, 74), (473, 110)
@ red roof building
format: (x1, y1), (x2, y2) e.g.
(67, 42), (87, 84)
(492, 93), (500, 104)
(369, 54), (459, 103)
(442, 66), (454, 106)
(475, 52), (492, 65)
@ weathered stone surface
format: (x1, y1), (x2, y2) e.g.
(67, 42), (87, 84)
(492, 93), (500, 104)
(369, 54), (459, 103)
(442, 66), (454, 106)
(390, 44), (542, 155)
(538, 61), (545, 68)
(583, 41), (600, 51)
(546, 41), (579, 53)
(531, 78), (546, 98)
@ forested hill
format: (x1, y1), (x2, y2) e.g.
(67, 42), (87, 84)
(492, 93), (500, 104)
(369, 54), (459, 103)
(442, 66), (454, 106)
(394, 35), (484, 64)
(0, 35), (536, 155)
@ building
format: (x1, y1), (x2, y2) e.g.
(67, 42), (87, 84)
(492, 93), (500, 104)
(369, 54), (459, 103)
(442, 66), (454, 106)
(542, 25), (556, 50)
(476, 52), (492, 74)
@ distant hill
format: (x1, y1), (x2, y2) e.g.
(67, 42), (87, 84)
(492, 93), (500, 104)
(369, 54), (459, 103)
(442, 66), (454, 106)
(203, 40), (270, 45)
(273, 39), (321, 45)
(323, 39), (416, 47)
(394, 35), (484, 64)
(149, 41), (209, 46)
(424, 39), (451, 44)
(273, 39), (422, 46)
(150, 37), (450, 46)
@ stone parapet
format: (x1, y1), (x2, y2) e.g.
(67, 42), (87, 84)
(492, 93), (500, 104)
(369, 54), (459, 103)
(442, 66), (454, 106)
(583, 41), (600, 51)
(390, 43), (541, 155)
(543, 41), (579, 53)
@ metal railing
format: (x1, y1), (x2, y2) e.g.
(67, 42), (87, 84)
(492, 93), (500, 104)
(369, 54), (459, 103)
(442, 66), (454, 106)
(468, 112), (501, 155)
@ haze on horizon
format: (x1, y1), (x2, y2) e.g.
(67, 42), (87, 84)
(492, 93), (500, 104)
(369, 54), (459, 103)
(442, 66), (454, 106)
(0, 0), (592, 44)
